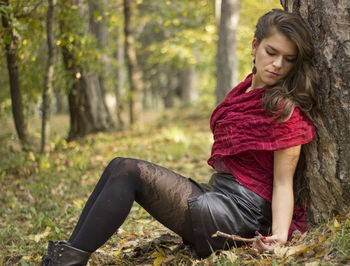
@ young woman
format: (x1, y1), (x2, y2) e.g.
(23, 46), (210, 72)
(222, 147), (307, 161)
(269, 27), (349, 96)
(41, 9), (318, 265)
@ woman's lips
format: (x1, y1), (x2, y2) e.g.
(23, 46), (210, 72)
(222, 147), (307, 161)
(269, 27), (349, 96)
(268, 71), (279, 77)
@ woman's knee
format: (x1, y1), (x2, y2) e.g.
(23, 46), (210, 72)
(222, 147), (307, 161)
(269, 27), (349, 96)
(106, 157), (140, 178)
(107, 157), (125, 170)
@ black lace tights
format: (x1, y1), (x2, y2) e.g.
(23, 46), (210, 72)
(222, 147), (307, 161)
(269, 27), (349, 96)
(68, 157), (203, 252)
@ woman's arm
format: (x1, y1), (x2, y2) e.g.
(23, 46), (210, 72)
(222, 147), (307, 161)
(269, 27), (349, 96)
(254, 145), (301, 252)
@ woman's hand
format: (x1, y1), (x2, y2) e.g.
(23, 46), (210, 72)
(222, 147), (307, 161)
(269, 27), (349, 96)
(252, 234), (287, 253)
(254, 145), (301, 253)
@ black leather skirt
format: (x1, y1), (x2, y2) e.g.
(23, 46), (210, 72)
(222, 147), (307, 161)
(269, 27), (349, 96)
(187, 173), (272, 257)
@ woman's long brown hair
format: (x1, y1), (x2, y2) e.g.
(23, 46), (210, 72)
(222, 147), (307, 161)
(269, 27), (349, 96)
(255, 9), (319, 122)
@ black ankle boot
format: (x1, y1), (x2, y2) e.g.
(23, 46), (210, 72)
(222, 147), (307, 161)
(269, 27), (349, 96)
(41, 241), (91, 266)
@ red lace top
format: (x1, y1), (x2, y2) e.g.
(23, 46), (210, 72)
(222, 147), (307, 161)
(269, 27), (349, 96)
(208, 73), (316, 237)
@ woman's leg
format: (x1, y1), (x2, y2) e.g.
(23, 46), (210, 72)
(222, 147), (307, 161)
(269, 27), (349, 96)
(68, 158), (125, 242)
(68, 157), (202, 253)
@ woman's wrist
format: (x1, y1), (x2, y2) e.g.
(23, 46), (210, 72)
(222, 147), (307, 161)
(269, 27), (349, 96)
(271, 231), (288, 244)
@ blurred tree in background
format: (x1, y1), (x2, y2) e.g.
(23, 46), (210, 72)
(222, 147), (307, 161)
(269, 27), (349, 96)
(0, 0), (281, 146)
(59, 0), (114, 140)
(215, 0), (239, 104)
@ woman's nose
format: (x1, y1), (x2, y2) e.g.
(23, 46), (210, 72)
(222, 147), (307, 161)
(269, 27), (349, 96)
(273, 56), (283, 68)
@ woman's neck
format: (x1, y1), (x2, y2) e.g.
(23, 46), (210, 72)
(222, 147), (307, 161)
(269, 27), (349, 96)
(246, 74), (265, 93)
(251, 74), (265, 90)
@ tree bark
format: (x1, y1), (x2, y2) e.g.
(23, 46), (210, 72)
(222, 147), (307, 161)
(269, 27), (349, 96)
(281, 0), (350, 223)
(215, 0), (239, 104)
(181, 66), (198, 106)
(59, 0), (112, 140)
(88, 0), (109, 48)
(123, 0), (143, 124)
(163, 70), (177, 109)
(115, 33), (125, 128)
(88, 0), (114, 126)
(151, 76), (161, 110)
(54, 89), (65, 114)
(1, 0), (29, 146)
(215, 0), (222, 26)
(41, 0), (56, 154)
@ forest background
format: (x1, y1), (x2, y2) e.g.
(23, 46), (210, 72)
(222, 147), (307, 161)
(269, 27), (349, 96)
(0, 0), (273, 143)
(1, 0), (349, 265)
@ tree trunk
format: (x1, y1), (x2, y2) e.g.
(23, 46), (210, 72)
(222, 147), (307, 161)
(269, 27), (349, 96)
(281, 0), (350, 223)
(123, 0), (143, 124)
(55, 89), (65, 114)
(115, 32), (125, 128)
(215, 0), (239, 104)
(59, 0), (112, 140)
(163, 71), (177, 109)
(41, 0), (56, 154)
(181, 66), (198, 106)
(88, 0), (114, 126)
(150, 78), (161, 110)
(215, 0), (222, 25)
(1, 0), (29, 146)
(63, 65), (111, 140)
(88, 0), (109, 48)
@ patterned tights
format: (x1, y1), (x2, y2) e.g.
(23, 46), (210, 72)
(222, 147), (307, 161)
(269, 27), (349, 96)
(68, 157), (202, 252)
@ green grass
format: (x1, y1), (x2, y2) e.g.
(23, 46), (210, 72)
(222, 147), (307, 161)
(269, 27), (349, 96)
(1, 107), (349, 265)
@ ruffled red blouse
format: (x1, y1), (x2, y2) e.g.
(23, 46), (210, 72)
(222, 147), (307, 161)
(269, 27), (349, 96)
(208, 73), (315, 237)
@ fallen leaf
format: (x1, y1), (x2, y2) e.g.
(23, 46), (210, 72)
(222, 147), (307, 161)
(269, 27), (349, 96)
(317, 235), (325, 242)
(29, 227), (51, 242)
(274, 246), (288, 257)
(274, 244), (308, 258)
(334, 219), (340, 228)
(161, 255), (175, 264)
(221, 250), (239, 263)
(334, 213), (350, 221)
(120, 239), (139, 250)
(285, 244), (308, 256)
(305, 261), (319, 266)
(315, 248), (326, 258)
(152, 251), (164, 266)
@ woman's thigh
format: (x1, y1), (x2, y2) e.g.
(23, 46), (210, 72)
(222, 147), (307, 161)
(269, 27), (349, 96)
(132, 159), (203, 243)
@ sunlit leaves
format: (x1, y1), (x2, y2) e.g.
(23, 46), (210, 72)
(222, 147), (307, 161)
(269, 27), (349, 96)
(0, 0), (283, 120)
(137, 0), (215, 69)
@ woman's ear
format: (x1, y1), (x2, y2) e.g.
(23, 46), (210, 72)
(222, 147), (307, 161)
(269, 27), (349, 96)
(252, 38), (258, 57)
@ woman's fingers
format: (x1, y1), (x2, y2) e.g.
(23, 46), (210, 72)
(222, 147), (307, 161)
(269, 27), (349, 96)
(252, 240), (274, 252)
(262, 235), (279, 244)
(252, 235), (283, 253)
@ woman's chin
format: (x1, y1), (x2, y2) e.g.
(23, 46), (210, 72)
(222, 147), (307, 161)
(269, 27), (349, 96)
(263, 77), (280, 86)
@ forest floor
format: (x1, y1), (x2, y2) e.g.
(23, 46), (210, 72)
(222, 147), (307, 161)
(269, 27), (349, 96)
(1, 107), (349, 265)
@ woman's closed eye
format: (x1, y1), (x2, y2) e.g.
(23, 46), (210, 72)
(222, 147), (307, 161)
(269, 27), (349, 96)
(285, 57), (296, 63)
(266, 49), (296, 63)
(266, 49), (275, 56)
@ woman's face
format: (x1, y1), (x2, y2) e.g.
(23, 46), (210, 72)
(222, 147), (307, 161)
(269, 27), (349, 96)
(252, 31), (297, 88)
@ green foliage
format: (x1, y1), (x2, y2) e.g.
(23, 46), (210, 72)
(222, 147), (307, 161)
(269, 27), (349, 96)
(137, 0), (215, 68)
(326, 217), (350, 262)
(57, 1), (101, 71)
(0, 0), (48, 116)
(0, 0), (283, 120)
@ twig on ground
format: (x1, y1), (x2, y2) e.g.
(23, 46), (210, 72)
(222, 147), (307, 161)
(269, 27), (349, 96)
(211, 231), (263, 242)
